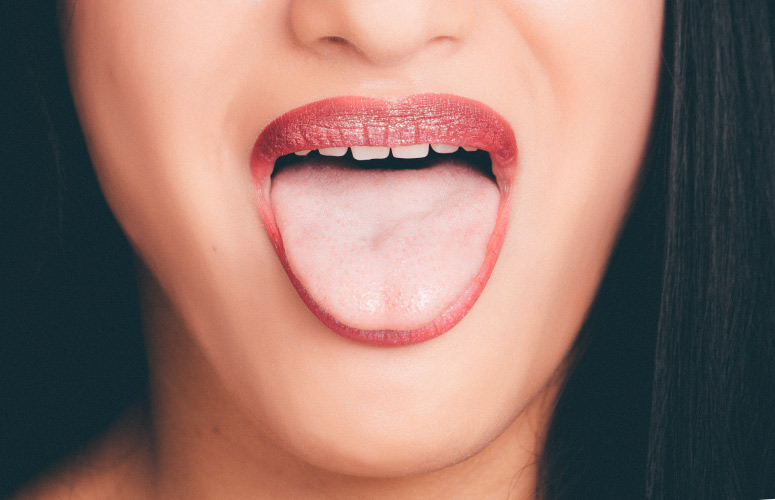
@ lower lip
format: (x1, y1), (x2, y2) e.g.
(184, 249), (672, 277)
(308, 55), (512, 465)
(251, 94), (517, 346)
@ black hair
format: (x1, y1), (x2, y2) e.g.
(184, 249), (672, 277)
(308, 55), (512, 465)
(2, 1), (774, 499)
(540, 1), (775, 498)
(2, 1), (146, 496)
(648, 1), (775, 497)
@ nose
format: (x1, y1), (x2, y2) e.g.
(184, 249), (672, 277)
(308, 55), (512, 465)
(289, 0), (476, 66)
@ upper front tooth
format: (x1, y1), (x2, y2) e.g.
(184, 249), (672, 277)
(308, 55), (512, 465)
(392, 144), (430, 159)
(294, 150), (312, 156)
(319, 147), (348, 157)
(431, 144), (459, 154)
(351, 146), (390, 160)
(463, 146), (478, 152)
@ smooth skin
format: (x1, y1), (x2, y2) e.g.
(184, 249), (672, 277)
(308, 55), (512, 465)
(21, 1), (663, 499)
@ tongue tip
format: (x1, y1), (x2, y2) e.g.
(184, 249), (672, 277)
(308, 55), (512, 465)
(302, 272), (488, 347)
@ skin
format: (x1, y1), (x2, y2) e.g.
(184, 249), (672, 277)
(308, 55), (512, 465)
(23, 1), (663, 498)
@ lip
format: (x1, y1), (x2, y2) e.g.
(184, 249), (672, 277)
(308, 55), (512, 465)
(251, 93), (517, 346)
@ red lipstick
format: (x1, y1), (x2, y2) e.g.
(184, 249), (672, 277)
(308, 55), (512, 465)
(251, 94), (517, 346)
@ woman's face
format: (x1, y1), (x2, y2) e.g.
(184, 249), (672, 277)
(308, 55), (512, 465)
(64, 0), (663, 476)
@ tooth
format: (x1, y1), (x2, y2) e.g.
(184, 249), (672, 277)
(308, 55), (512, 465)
(351, 146), (390, 160)
(319, 147), (348, 157)
(392, 144), (430, 159)
(294, 150), (312, 156)
(431, 144), (459, 154)
(463, 147), (478, 152)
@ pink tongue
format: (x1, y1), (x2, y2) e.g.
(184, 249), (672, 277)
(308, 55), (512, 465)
(270, 161), (499, 330)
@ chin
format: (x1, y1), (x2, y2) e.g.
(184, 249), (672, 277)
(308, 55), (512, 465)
(282, 415), (499, 478)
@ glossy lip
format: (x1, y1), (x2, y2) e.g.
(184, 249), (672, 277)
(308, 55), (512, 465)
(251, 93), (517, 346)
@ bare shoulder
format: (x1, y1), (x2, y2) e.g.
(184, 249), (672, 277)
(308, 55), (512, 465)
(11, 407), (152, 500)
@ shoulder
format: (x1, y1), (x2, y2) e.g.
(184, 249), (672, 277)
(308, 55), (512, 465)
(10, 407), (152, 500)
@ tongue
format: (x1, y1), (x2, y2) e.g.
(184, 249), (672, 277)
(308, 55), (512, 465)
(270, 160), (499, 331)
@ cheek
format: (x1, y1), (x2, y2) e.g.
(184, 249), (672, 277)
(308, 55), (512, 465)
(493, 0), (663, 331)
(63, 0), (288, 339)
(64, 0), (250, 209)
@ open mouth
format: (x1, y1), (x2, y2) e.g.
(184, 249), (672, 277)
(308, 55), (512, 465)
(251, 94), (517, 346)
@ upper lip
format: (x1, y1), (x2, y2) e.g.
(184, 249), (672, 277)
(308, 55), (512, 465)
(250, 93), (517, 190)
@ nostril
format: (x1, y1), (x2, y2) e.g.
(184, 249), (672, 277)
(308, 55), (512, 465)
(323, 36), (349, 46)
(318, 35), (363, 58)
